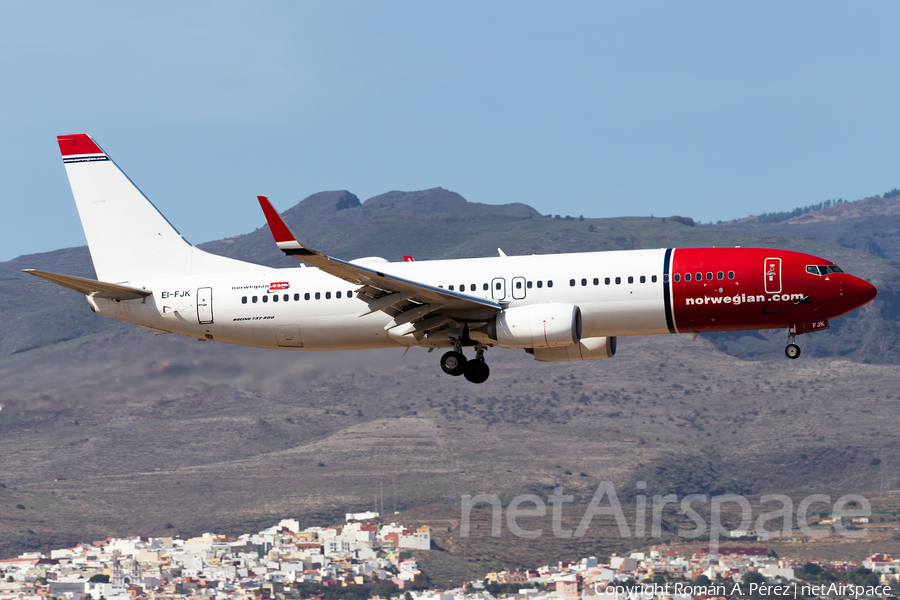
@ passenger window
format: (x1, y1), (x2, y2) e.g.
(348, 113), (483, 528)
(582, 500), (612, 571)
(651, 275), (657, 283)
(326, 292), (331, 299)
(483, 283), (489, 291)
(348, 291), (352, 298)
(294, 293), (300, 301)
(252, 296), (258, 303)
(705, 272), (712, 281)
(673, 274), (680, 282)
(495, 282), (502, 290)
(315, 292), (321, 300)
(570, 279), (576, 287)
(284, 294), (289, 301)
(242, 296), (247, 304)
(640, 275), (646, 283)
(527, 281), (533, 289)
(336, 291), (342, 299)
(604, 277), (610, 285)
(304, 293), (310, 300)
(449, 285), (454, 291)
(593, 278), (599, 285)
(273, 295), (279, 302)
(537, 281), (543, 288)
(615, 277), (621, 285)
(547, 280), (553, 288)
(460, 284), (465, 291)
(628, 276), (634, 284)
(717, 272), (723, 280)
(262, 295), (268, 303)
(728, 271), (735, 280)
(685, 273), (691, 281)
(516, 281), (522, 289)
(696, 272), (702, 281)
(470, 284), (476, 292)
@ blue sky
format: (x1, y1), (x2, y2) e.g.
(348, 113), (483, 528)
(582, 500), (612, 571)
(2, 2), (899, 261)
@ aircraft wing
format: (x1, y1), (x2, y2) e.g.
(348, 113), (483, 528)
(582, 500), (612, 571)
(23, 269), (151, 300)
(257, 196), (501, 329)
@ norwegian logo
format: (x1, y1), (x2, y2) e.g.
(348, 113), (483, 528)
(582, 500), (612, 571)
(268, 281), (290, 293)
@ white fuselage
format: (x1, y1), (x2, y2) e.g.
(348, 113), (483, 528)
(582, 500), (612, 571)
(95, 249), (671, 350)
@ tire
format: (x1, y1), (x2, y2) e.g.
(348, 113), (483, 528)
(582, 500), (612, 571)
(785, 344), (801, 359)
(440, 351), (467, 376)
(464, 359), (490, 384)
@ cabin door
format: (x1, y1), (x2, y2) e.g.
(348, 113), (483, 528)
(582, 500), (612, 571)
(197, 287), (214, 324)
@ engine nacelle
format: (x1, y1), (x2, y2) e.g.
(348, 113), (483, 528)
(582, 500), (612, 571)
(529, 336), (617, 362)
(489, 303), (582, 349)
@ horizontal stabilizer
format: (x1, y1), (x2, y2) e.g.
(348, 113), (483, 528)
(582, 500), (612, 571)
(23, 269), (151, 300)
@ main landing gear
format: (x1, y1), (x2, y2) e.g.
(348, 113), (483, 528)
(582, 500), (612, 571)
(440, 343), (490, 384)
(785, 331), (801, 360)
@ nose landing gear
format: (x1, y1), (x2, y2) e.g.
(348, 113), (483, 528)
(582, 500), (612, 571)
(783, 320), (829, 359)
(440, 343), (490, 383)
(785, 330), (801, 359)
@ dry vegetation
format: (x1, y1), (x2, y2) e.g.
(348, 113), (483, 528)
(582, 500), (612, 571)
(0, 323), (898, 581)
(2, 190), (900, 582)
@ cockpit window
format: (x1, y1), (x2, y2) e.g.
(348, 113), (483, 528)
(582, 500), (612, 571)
(807, 265), (844, 276)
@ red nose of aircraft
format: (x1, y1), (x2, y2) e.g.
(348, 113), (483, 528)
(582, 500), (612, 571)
(846, 275), (877, 308)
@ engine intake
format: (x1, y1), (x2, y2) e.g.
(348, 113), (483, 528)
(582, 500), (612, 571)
(488, 303), (582, 349)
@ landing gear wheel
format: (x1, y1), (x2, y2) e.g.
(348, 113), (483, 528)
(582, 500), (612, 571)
(464, 359), (490, 384)
(785, 344), (801, 359)
(440, 351), (468, 376)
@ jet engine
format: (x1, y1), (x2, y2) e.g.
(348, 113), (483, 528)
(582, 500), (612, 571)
(487, 303), (582, 349)
(529, 336), (617, 362)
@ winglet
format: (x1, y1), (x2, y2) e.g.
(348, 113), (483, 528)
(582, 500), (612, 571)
(257, 196), (313, 255)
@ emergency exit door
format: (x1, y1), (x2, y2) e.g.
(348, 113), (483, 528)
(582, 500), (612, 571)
(491, 277), (506, 300)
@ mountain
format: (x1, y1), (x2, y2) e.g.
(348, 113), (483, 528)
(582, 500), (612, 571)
(200, 188), (541, 267)
(712, 195), (900, 263)
(5, 188), (899, 363)
(2, 188), (900, 577)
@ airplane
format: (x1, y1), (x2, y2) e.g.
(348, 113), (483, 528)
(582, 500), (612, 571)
(25, 134), (878, 384)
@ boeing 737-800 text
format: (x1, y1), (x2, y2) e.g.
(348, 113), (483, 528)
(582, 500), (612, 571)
(25, 134), (878, 384)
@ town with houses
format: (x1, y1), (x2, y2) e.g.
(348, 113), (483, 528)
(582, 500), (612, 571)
(0, 512), (898, 600)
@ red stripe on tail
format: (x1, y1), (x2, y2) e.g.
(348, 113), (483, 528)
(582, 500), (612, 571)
(57, 134), (103, 156)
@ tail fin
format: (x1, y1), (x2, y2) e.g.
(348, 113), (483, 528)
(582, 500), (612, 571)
(58, 134), (259, 283)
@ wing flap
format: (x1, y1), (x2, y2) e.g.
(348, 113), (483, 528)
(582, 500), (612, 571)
(23, 269), (151, 300)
